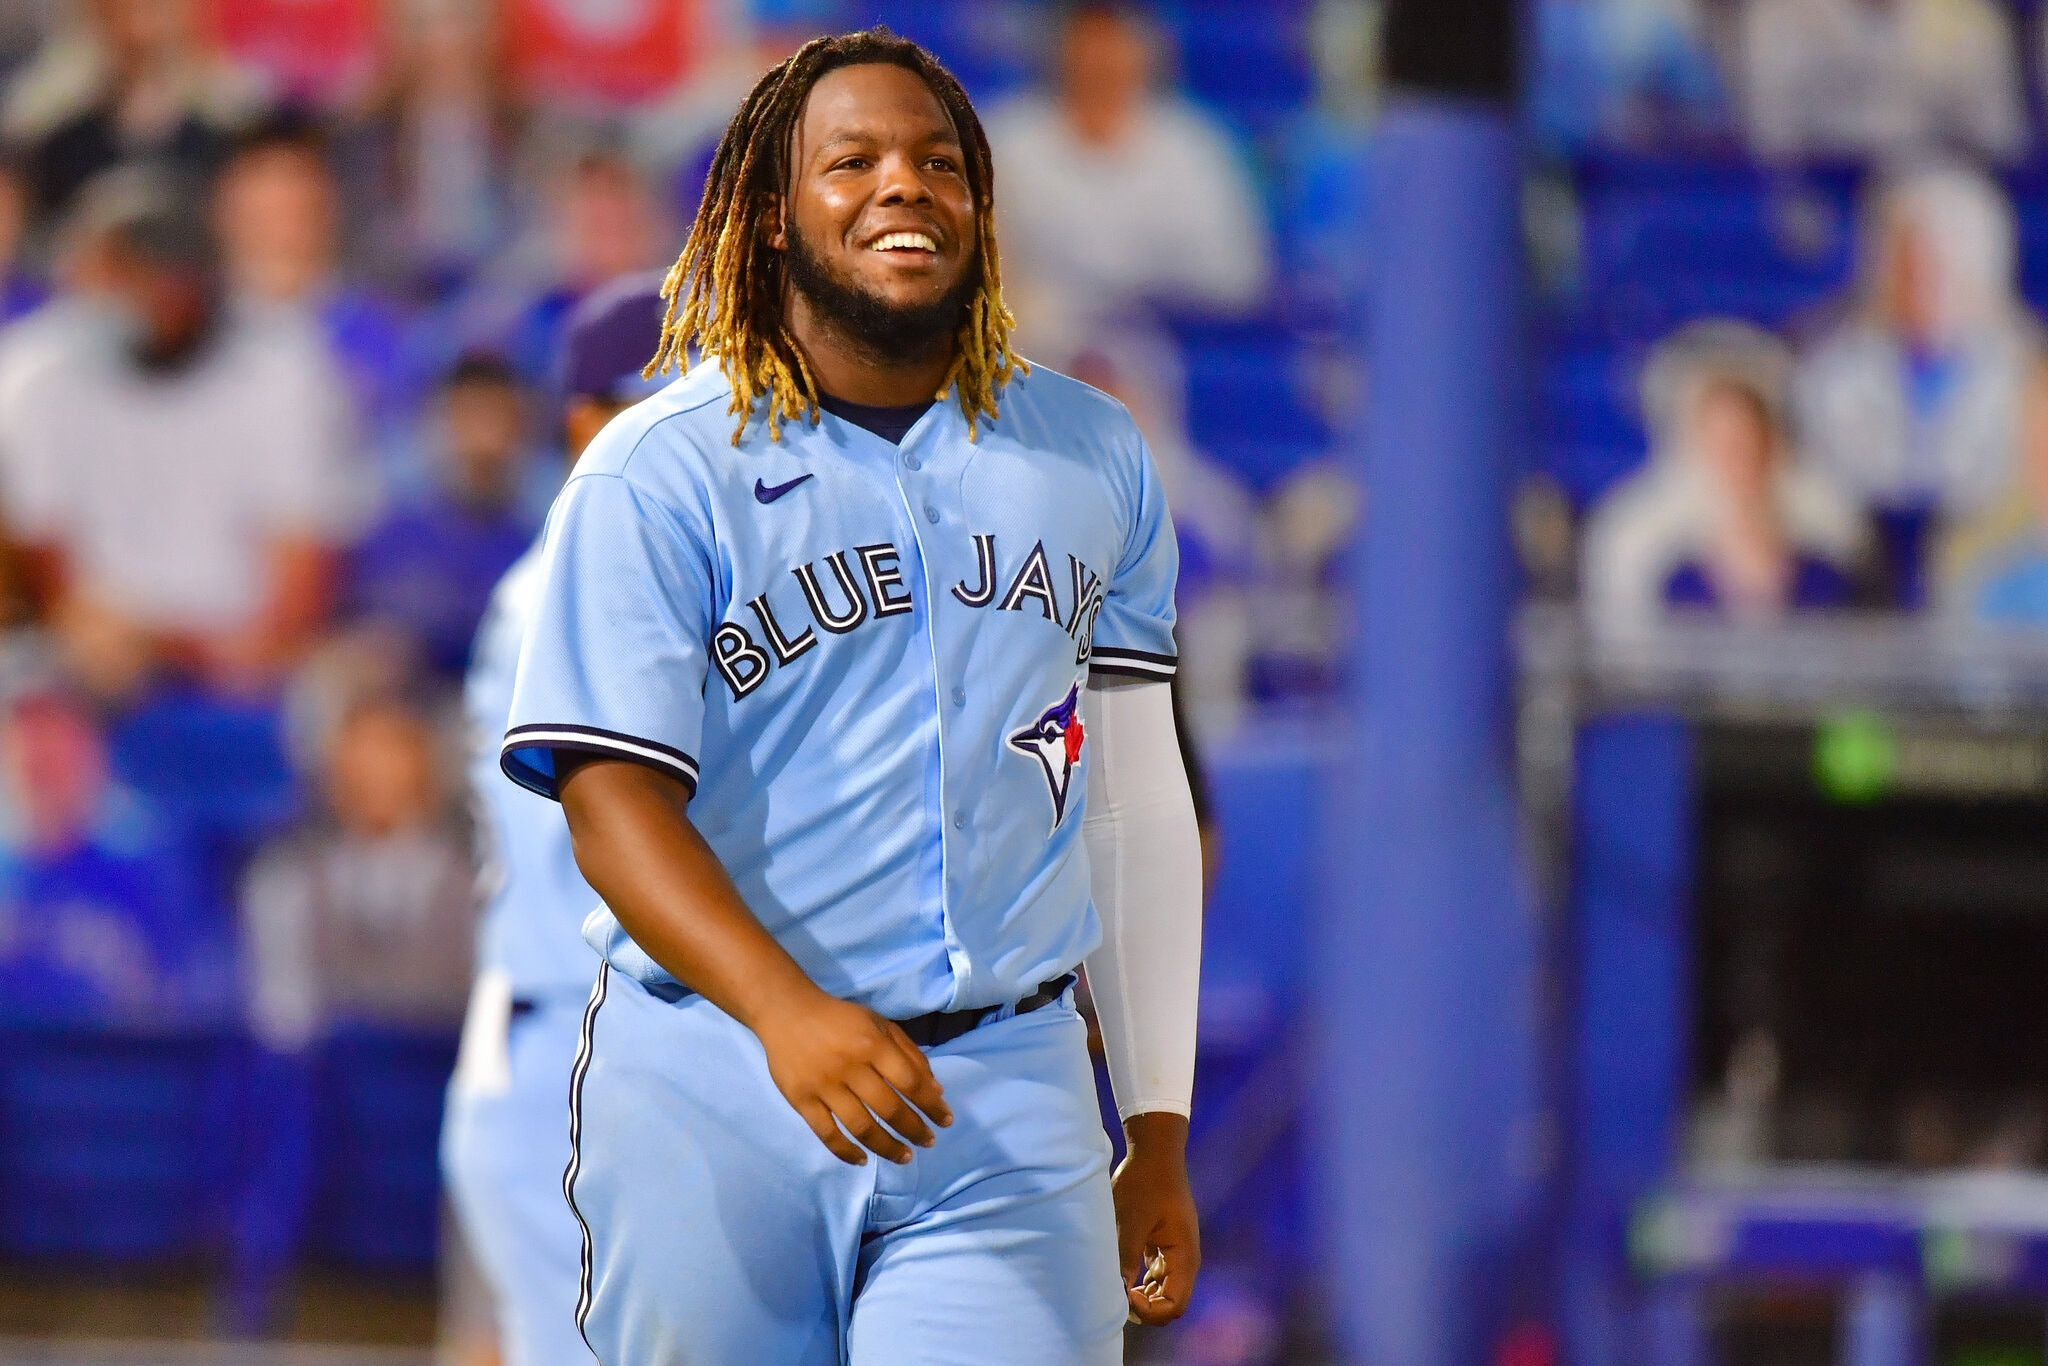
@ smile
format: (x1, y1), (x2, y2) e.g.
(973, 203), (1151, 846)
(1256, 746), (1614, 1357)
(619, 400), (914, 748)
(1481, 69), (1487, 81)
(869, 232), (938, 253)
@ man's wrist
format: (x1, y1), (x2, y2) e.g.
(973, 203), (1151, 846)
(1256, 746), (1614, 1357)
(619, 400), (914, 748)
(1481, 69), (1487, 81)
(1121, 1109), (1190, 1157)
(726, 961), (831, 1035)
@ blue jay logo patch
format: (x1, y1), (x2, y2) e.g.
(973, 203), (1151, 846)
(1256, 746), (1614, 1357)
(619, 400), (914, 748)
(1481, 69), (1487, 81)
(1007, 683), (1086, 834)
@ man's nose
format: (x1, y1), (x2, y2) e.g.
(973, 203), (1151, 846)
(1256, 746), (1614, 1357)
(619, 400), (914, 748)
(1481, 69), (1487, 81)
(874, 151), (934, 206)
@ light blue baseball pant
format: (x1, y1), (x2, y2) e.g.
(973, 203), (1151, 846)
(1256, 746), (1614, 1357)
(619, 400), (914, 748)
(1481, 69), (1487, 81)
(442, 992), (595, 1366)
(567, 965), (1128, 1365)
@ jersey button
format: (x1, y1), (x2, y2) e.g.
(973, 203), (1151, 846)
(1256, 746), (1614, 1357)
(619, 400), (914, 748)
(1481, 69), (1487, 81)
(923, 504), (940, 524)
(951, 686), (966, 706)
(953, 814), (966, 830)
(903, 453), (921, 471)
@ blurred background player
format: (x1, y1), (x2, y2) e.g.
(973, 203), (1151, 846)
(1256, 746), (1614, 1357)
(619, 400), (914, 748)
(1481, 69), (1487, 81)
(440, 271), (667, 1366)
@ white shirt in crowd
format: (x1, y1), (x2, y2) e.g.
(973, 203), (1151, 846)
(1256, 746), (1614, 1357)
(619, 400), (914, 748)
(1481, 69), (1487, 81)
(1738, 0), (2026, 162)
(1795, 316), (2035, 517)
(0, 305), (365, 633)
(1580, 453), (1870, 632)
(984, 91), (1271, 345)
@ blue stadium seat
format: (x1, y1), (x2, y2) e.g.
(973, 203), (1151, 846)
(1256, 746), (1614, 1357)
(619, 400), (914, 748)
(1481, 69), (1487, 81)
(1535, 342), (1649, 507)
(847, 0), (1036, 102)
(1171, 317), (1333, 491)
(840, 0), (1313, 132)
(1166, 0), (1314, 132)
(1570, 155), (1860, 341)
(2003, 168), (2048, 315)
(106, 689), (298, 842)
(0, 1029), (243, 1262)
(310, 1027), (459, 1271)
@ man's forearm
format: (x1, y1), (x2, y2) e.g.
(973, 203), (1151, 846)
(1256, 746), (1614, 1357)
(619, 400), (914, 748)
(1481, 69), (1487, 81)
(555, 756), (955, 1169)
(558, 758), (821, 1028)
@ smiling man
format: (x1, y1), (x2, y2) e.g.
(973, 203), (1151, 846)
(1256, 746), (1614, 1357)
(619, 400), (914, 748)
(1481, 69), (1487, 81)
(498, 28), (1203, 1364)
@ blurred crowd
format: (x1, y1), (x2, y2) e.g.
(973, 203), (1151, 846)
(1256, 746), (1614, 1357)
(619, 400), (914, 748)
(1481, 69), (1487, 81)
(0, 0), (1352, 1065)
(1532, 0), (2036, 162)
(1530, 0), (2048, 1197)
(1527, 1), (2048, 638)
(1577, 159), (2048, 630)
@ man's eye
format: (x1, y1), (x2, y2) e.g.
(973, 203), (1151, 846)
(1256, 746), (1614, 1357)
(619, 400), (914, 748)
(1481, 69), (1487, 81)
(926, 158), (959, 174)
(834, 157), (869, 171)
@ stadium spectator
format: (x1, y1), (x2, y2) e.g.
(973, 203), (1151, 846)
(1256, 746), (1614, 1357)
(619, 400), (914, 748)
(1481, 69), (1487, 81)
(0, 168), (138, 627)
(1737, 0), (2026, 163)
(343, 352), (537, 678)
(1794, 162), (2039, 607)
(1531, 0), (1731, 153)
(239, 691), (474, 1052)
(231, 686), (473, 1328)
(0, 153), (47, 326)
(1936, 359), (2048, 624)
(983, 1), (1271, 352)
(1583, 320), (1869, 631)
(487, 147), (665, 386)
(0, 170), (365, 700)
(214, 118), (419, 442)
(633, 20), (811, 225)
(0, 679), (211, 1026)
(353, 0), (520, 290)
(0, 0), (271, 224)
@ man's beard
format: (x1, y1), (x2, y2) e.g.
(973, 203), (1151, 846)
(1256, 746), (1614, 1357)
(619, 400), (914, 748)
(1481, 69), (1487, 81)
(783, 220), (976, 366)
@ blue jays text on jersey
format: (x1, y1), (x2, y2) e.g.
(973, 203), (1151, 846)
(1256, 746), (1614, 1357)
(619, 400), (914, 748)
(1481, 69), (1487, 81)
(500, 359), (1178, 1021)
(706, 532), (1115, 702)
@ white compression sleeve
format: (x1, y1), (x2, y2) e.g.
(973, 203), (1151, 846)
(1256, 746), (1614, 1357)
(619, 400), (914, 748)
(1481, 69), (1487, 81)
(1081, 677), (1203, 1121)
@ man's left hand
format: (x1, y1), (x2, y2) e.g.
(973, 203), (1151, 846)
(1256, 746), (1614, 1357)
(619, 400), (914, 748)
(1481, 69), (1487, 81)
(1113, 1111), (1200, 1326)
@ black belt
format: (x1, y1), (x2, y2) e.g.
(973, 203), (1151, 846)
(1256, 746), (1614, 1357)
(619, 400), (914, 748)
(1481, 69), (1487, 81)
(895, 973), (1076, 1050)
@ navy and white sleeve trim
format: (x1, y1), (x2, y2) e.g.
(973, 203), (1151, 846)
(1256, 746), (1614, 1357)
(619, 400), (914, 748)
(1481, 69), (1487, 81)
(501, 723), (701, 801)
(1089, 647), (1177, 681)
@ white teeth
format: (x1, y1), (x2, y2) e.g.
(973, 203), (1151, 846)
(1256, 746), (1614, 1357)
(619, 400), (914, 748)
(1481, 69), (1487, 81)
(871, 232), (937, 252)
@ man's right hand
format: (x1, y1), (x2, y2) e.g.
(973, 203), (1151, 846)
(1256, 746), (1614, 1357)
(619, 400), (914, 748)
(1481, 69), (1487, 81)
(752, 991), (954, 1166)
(557, 759), (954, 1167)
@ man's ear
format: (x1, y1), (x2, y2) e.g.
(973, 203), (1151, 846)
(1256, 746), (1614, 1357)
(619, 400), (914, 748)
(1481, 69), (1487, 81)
(762, 194), (787, 252)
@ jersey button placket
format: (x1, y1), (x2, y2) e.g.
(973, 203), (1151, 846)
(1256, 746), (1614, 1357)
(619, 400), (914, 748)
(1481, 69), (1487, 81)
(893, 420), (974, 1003)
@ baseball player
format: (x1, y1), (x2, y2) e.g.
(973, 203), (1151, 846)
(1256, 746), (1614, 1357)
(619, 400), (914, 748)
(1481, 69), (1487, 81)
(441, 274), (668, 1366)
(501, 29), (1203, 1362)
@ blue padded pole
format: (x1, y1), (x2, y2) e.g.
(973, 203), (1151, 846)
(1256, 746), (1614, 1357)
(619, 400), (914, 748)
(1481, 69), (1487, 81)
(1317, 97), (1540, 1366)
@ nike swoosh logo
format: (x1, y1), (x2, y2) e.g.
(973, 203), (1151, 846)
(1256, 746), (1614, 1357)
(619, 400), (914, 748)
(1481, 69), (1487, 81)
(755, 474), (814, 504)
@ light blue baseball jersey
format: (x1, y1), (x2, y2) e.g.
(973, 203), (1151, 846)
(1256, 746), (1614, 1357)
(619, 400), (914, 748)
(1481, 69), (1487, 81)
(500, 359), (1178, 1020)
(466, 543), (604, 999)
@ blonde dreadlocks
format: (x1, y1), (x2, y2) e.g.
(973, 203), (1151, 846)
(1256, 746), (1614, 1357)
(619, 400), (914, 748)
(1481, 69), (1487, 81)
(645, 28), (1026, 444)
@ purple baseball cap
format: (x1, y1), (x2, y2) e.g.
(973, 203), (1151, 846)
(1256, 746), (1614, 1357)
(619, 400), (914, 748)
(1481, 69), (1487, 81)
(560, 270), (672, 404)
